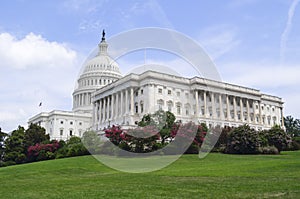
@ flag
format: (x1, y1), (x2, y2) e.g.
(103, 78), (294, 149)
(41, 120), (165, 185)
(39, 102), (42, 107)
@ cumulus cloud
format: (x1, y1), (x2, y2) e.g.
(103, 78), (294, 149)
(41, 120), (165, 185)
(0, 32), (80, 132)
(0, 32), (77, 69)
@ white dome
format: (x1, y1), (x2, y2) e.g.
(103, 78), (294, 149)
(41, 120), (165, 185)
(72, 32), (122, 113)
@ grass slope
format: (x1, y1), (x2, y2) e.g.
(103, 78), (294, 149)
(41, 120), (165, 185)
(0, 151), (300, 199)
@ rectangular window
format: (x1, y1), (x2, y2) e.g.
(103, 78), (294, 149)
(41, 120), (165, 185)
(158, 88), (162, 94)
(168, 90), (171, 95)
(176, 92), (180, 97)
(69, 130), (73, 136)
(60, 129), (63, 136)
(141, 89), (144, 95)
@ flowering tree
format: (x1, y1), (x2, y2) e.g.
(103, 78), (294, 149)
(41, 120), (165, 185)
(27, 141), (60, 161)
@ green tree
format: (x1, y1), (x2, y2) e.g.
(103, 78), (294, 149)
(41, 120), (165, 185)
(284, 116), (300, 136)
(138, 110), (176, 145)
(3, 126), (26, 164)
(264, 125), (292, 152)
(24, 123), (50, 149)
(0, 128), (8, 162)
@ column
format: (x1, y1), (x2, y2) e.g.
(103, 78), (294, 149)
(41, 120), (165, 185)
(115, 92), (119, 119)
(219, 94), (223, 119)
(111, 94), (114, 120)
(240, 98), (244, 122)
(211, 93), (216, 119)
(103, 98), (106, 122)
(259, 101), (262, 125)
(125, 89), (129, 114)
(130, 88), (134, 115)
(280, 107), (284, 127)
(107, 96), (111, 120)
(253, 101), (257, 124)
(226, 95), (230, 120)
(120, 90), (124, 116)
(195, 90), (199, 116)
(99, 100), (102, 126)
(233, 96), (237, 121)
(247, 99), (250, 123)
(204, 91), (207, 117)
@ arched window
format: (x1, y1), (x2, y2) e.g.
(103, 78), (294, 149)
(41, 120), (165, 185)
(176, 102), (181, 115)
(157, 99), (164, 110)
(135, 102), (138, 114)
(167, 100), (173, 112)
(140, 101), (144, 113)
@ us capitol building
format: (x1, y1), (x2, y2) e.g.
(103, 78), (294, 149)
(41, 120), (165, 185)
(28, 31), (284, 140)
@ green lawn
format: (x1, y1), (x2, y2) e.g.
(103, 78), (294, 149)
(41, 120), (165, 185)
(0, 151), (300, 199)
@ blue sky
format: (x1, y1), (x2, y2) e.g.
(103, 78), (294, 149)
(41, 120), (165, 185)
(0, 0), (300, 132)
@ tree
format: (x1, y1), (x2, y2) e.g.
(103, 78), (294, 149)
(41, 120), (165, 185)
(0, 128), (8, 162)
(138, 110), (176, 145)
(226, 125), (261, 154)
(263, 125), (292, 152)
(24, 123), (50, 149)
(3, 126), (26, 164)
(284, 116), (300, 136)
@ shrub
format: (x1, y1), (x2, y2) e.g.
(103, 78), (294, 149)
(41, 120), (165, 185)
(263, 125), (292, 152)
(226, 125), (261, 154)
(258, 146), (279, 154)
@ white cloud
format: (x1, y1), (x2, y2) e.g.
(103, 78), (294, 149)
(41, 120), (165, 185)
(0, 32), (77, 69)
(0, 32), (81, 132)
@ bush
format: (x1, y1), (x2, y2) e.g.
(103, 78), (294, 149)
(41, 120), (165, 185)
(263, 125), (292, 152)
(258, 146), (279, 154)
(226, 125), (261, 154)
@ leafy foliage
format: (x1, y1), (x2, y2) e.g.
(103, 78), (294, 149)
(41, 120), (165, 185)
(226, 125), (261, 154)
(284, 115), (300, 136)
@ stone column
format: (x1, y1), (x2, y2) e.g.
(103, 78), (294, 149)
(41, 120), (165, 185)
(233, 96), (237, 121)
(280, 107), (284, 127)
(115, 92), (119, 119)
(247, 99), (250, 123)
(259, 101), (263, 125)
(211, 93), (216, 119)
(107, 96), (111, 120)
(120, 90), (124, 116)
(111, 94), (114, 120)
(219, 94), (223, 119)
(130, 88), (134, 115)
(240, 98), (244, 122)
(99, 100), (102, 125)
(226, 95), (230, 120)
(103, 98), (106, 122)
(195, 90), (199, 116)
(253, 101), (257, 124)
(125, 89), (129, 114)
(204, 91), (207, 117)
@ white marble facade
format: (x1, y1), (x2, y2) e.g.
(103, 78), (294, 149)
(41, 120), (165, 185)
(93, 71), (284, 131)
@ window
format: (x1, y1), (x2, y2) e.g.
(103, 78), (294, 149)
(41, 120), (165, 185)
(158, 99), (164, 110)
(70, 121), (73, 125)
(60, 121), (64, 124)
(69, 130), (73, 136)
(185, 93), (189, 98)
(135, 102), (138, 113)
(176, 92), (180, 97)
(60, 129), (63, 136)
(176, 104), (181, 115)
(158, 88), (162, 94)
(168, 90), (171, 95)
(79, 122), (82, 126)
(140, 101), (144, 113)
(135, 92), (138, 96)
(141, 89), (144, 95)
(79, 130), (82, 137)
(167, 101), (173, 112)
